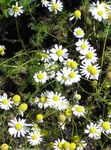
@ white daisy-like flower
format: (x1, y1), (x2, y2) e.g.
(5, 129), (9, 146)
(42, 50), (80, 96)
(89, 1), (108, 21)
(47, 91), (67, 110)
(56, 67), (81, 86)
(69, 9), (81, 21)
(27, 130), (42, 146)
(48, 0), (63, 14)
(54, 139), (66, 150)
(76, 140), (87, 150)
(50, 44), (68, 62)
(8, 118), (29, 137)
(34, 71), (48, 83)
(72, 104), (85, 117)
(80, 63), (100, 80)
(41, 0), (49, 7)
(9, 2), (23, 17)
(80, 47), (98, 64)
(85, 122), (101, 139)
(0, 93), (13, 110)
(41, 50), (51, 63)
(63, 59), (78, 70)
(36, 92), (49, 109)
(0, 45), (6, 56)
(98, 119), (111, 134)
(75, 39), (90, 54)
(73, 27), (85, 38)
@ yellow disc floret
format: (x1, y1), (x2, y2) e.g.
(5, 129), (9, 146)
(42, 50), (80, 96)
(69, 72), (76, 78)
(90, 127), (96, 133)
(1, 143), (9, 150)
(53, 95), (59, 101)
(56, 49), (63, 56)
(81, 44), (87, 50)
(37, 73), (44, 79)
(36, 114), (43, 122)
(15, 122), (23, 130)
(52, 4), (59, 10)
(76, 106), (83, 112)
(32, 134), (38, 140)
(74, 10), (81, 18)
(98, 10), (103, 16)
(19, 103), (28, 112)
(40, 96), (47, 103)
(102, 122), (110, 130)
(12, 95), (21, 104)
(86, 52), (93, 59)
(2, 99), (9, 105)
(13, 6), (19, 12)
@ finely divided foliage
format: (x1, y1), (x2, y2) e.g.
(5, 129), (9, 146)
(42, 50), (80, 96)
(0, 0), (111, 149)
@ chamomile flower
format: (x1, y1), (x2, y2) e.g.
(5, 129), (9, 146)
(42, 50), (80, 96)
(12, 94), (21, 106)
(47, 91), (67, 110)
(50, 44), (68, 62)
(69, 9), (81, 21)
(80, 47), (98, 64)
(0, 45), (6, 56)
(63, 59), (78, 70)
(56, 67), (81, 86)
(54, 139), (66, 150)
(41, 0), (49, 7)
(58, 114), (66, 130)
(18, 103), (28, 116)
(85, 122), (101, 139)
(41, 50), (51, 63)
(34, 71), (48, 83)
(48, 0), (63, 14)
(36, 114), (44, 123)
(98, 119), (111, 134)
(75, 39), (90, 54)
(27, 130), (42, 146)
(36, 92), (48, 109)
(72, 104), (85, 117)
(1, 143), (9, 150)
(0, 93), (13, 110)
(76, 140), (87, 150)
(73, 27), (85, 38)
(8, 118), (29, 137)
(9, 2), (23, 17)
(89, 1), (108, 21)
(80, 63), (100, 80)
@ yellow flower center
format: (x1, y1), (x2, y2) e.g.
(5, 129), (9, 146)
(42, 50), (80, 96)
(58, 142), (63, 148)
(87, 66), (97, 75)
(86, 52), (93, 59)
(81, 43), (87, 50)
(90, 127), (96, 133)
(19, 103), (28, 112)
(36, 114), (43, 121)
(15, 123), (23, 130)
(76, 29), (82, 35)
(56, 49), (63, 56)
(33, 123), (38, 129)
(74, 10), (81, 18)
(70, 143), (76, 150)
(2, 99), (9, 105)
(40, 96), (47, 103)
(76, 106), (83, 112)
(37, 73), (44, 79)
(50, 65), (56, 70)
(69, 72), (76, 78)
(98, 10), (103, 16)
(65, 108), (72, 117)
(13, 6), (19, 12)
(102, 122), (110, 130)
(1, 143), (9, 150)
(52, 4), (59, 10)
(0, 47), (4, 52)
(53, 95), (59, 101)
(32, 135), (38, 140)
(12, 95), (21, 104)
